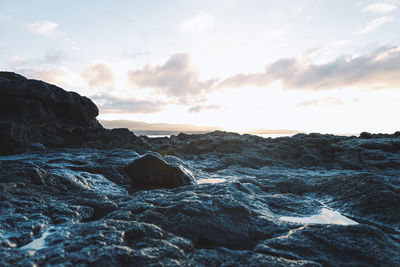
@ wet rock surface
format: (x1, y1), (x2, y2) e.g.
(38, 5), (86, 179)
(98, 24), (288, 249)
(151, 131), (400, 171)
(1, 139), (399, 266)
(126, 153), (196, 189)
(1, 73), (400, 266)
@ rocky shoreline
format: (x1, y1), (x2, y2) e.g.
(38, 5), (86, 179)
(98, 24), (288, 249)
(1, 72), (399, 266)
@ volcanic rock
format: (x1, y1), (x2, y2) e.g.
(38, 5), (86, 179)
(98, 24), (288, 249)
(0, 72), (152, 155)
(0, 72), (101, 154)
(1, 143), (400, 266)
(125, 153), (196, 189)
(150, 130), (400, 170)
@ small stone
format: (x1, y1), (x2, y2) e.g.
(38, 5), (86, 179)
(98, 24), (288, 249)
(359, 132), (373, 139)
(125, 153), (196, 189)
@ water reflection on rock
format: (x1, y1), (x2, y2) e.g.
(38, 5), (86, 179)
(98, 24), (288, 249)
(20, 229), (53, 250)
(280, 208), (358, 225)
(197, 178), (226, 184)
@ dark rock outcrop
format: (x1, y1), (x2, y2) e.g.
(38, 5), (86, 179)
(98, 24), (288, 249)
(0, 72), (100, 127)
(125, 153), (196, 189)
(0, 72), (101, 154)
(0, 72), (151, 155)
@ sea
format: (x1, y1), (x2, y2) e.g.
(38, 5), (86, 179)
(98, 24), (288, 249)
(145, 133), (296, 139)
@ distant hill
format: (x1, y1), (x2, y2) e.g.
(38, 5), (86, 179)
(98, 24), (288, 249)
(100, 120), (302, 136)
(99, 120), (221, 135)
(245, 129), (303, 135)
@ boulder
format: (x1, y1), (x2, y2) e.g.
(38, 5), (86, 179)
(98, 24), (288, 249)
(125, 153), (196, 189)
(359, 132), (373, 139)
(0, 72), (102, 154)
(0, 72), (154, 154)
(0, 72), (100, 127)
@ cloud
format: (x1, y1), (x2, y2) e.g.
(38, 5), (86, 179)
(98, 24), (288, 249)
(302, 40), (351, 63)
(353, 16), (394, 35)
(362, 2), (397, 14)
(90, 94), (166, 114)
(81, 63), (115, 87)
(188, 104), (222, 113)
(296, 97), (345, 107)
(29, 67), (69, 84)
(13, 67), (77, 90)
(0, 13), (11, 21)
(43, 50), (69, 64)
(4, 51), (81, 89)
(27, 20), (59, 37)
(179, 12), (215, 32)
(7, 50), (69, 67)
(219, 45), (400, 90)
(127, 53), (218, 103)
(292, 7), (304, 14)
(123, 50), (151, 58)
(22, 67), (88, 90)
(265, 27), (287, 39)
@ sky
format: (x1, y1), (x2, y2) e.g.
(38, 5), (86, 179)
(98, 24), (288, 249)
(1, 0), (399, 134)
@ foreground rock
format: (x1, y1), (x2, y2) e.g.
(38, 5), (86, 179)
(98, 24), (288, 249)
(126, 153), (196, 189)
(0, 72), (150, 155)
(1, 148), (399, 266)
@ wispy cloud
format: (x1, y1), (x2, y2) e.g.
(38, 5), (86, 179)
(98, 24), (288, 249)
(296, 97), (345, 107)
(29, 67), (69, 85)
(188, 104), (222, 113)
(179, 12), (215, 32)
(219, 45), (400, 91)
(91, 93), (166, 114)
(81, 63), (115, 87)
(7, 50), (69, 67)
(15, 67), (91, 94)
(353, 16), (394, 35)
(292, 7), (304, 14)
(265, 27), (287, 39)
(127, 53), (218, 104)
(0, 13), (11, 21)
(27, 20), (59, 37)
(302, 40), (351, 62)
(362, 2), (397, 14)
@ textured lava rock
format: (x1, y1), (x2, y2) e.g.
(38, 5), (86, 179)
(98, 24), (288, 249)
(0, 72), (101, 154)
(150, 130), (400, 170)
(125, 153), (196, 189)
(0, 72), (100, 127)
(0, 72), (153, 155)
(1, 148), (399, 266)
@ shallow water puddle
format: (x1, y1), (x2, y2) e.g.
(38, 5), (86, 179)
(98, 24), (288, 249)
(197, 178), (226, 184)
(20, 229), (53, 250)
(280, 208), (358, 225)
